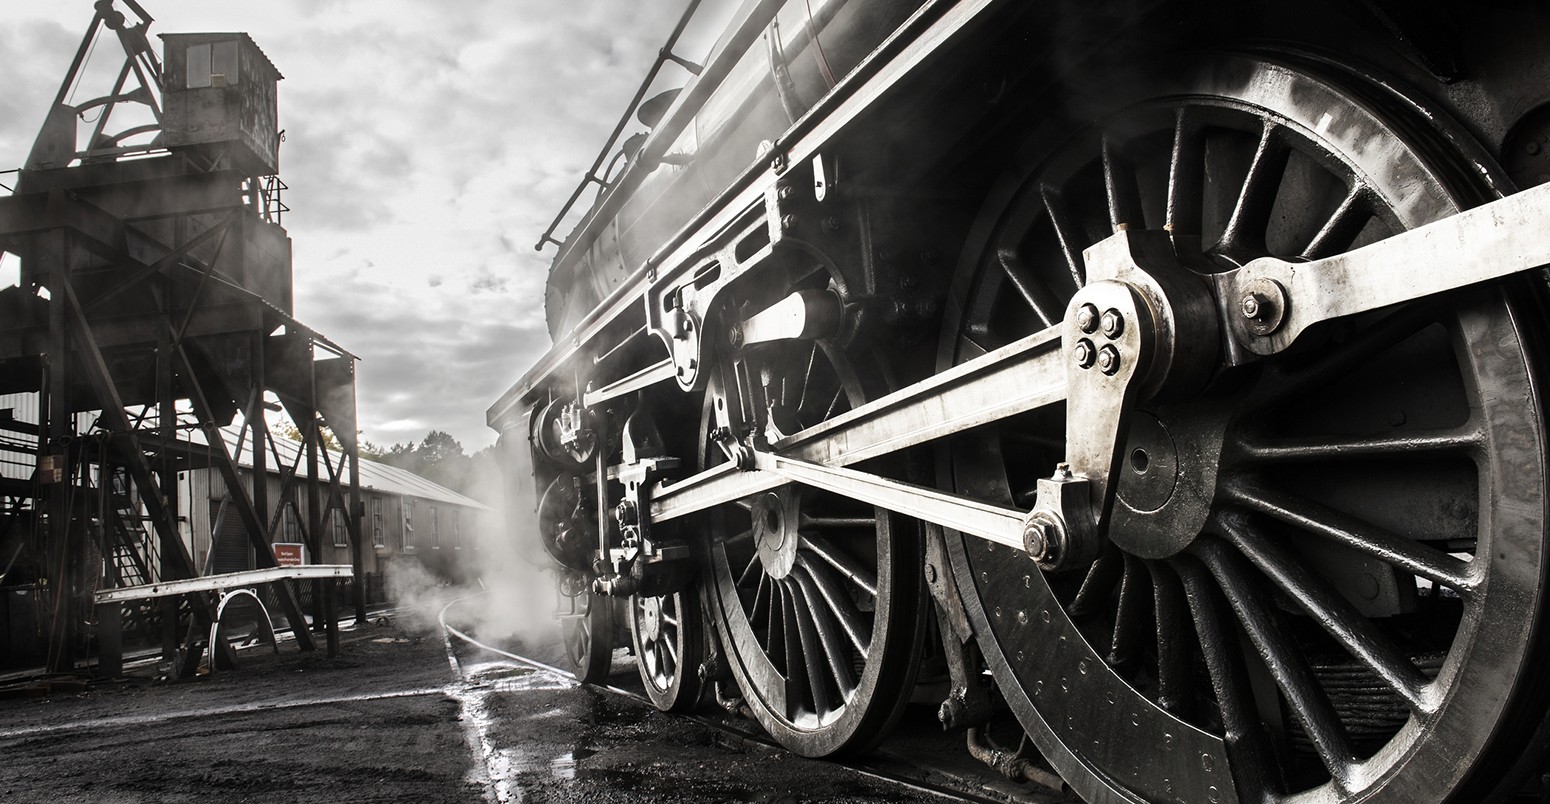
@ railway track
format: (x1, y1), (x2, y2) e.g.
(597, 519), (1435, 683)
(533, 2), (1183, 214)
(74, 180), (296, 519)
(437, 593), (1067, 804)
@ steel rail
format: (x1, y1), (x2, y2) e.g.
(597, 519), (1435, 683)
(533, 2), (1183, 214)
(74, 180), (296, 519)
(437, 593), (1007, 804)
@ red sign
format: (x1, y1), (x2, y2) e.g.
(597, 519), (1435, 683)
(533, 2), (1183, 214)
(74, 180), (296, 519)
(272, 543), (305, 567)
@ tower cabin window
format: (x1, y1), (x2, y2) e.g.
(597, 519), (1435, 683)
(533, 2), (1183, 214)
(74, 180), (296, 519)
(186, 40), (240, 89)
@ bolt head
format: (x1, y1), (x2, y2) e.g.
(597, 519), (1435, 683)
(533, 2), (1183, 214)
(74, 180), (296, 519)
(1099, 309), (1124, 338)
(1075, 303), (1100, 334)
(1023, 522), (1049, 559)
(1073, 339), (1097, 369)
(1239, 278), (1288, 336)
(1097, 344), (1121, 375)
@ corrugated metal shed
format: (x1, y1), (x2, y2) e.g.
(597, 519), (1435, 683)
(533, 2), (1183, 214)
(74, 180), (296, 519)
(218, 428), (489, 511)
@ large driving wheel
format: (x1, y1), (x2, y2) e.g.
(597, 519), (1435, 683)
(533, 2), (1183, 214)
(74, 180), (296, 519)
(629, 589), (707, 712)
(701, 332), (927, 757)
(941, 52), (1550, 802)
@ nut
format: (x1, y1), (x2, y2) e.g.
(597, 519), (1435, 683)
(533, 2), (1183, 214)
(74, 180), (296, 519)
(1073, 339), (1097, 369)
(1100, 308), (1124, 338)
(1022, 511), (1065, 562)
(1097, 344), (1121, 375)
(1075, 303), (1100, 334)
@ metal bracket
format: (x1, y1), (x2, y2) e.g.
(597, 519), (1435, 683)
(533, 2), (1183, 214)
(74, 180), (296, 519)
(596, 456), (690, 597)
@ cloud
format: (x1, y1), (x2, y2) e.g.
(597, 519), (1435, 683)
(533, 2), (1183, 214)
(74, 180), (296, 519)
(0, 0), (735, 451)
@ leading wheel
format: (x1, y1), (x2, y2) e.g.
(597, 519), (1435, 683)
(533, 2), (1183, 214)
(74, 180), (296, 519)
(941, 51), (1550, 802)
(701, 321), (927, 757)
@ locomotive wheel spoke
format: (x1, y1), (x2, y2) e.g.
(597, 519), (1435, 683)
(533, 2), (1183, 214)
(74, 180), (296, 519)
(1106, 553), (1149, 669)
(1040, 185), (1087, 288)
(1222, 479), (1475, 592)
(799, 532), (878, 597)
(793, 565), (860, 700)
(1194, 538), (1360, 785)
(1148, 561), (1192, 717)
(1165, 107), (1205, 236)
(1302, 184), (1373, 260)
(941, 51), (1549, 802)
(1220, 122), (1291, 254)
(801, 555), (873, 654)
(1234, 422), (1484, 463)
(1217, 513), (1431, 710)
(1174, 555), (1282, 801)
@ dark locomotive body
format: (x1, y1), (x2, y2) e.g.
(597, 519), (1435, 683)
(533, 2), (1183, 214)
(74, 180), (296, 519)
(491, 2), (1550, 800)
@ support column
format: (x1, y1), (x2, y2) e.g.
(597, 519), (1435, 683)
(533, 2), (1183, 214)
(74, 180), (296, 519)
(44, 230), (74, 674)
(157, 324), (178, 662)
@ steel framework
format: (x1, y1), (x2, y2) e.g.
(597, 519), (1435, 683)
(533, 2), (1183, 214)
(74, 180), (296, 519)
(0, 2), (364, 675)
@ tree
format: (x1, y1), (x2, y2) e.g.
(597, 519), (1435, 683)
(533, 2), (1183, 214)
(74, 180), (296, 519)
(277, 420), (342, 451)
(417, 430), (470, 490)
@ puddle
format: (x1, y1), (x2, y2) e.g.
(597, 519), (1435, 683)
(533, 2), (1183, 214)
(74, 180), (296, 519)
(549, 752), (577, 780)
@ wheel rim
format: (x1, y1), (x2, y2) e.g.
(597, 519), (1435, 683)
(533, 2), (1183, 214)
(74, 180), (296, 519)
(629, 590), (707, 712)
(560, 576), (614, 684)
(702, 337), (925, 756)
(941, 52), (1549, 802)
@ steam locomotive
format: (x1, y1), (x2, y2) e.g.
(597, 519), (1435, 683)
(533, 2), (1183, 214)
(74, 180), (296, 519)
(487, 1), (1550, 800)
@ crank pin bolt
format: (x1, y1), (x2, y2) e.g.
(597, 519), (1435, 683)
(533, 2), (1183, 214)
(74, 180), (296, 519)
(1097, 345), (1121, 375)
(1073, 339), (1097, 369)
(1100, 309), (1124, 338)
(1075, 303), (1100, 334)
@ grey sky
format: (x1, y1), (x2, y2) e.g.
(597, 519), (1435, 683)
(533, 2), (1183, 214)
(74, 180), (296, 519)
(0, 0), (730, 450)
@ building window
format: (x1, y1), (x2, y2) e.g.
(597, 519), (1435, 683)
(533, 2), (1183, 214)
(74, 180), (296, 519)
(452, 510), (461, 549)
(402, 498), (415, 550)
(281, 501), (301, 543)
(430, 506), (440, 549)
(371, 497), (384, 547)
(330, 508), (347, 547)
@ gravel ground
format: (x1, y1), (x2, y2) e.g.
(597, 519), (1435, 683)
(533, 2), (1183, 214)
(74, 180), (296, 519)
(0, 606), (967, 804)
(0, 618), (477, 804)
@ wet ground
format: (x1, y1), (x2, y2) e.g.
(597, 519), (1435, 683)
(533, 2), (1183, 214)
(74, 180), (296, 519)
(0, 599), (1066, 803)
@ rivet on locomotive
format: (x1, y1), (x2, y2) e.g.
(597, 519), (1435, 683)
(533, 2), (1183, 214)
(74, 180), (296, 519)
(488, 0), (1550, 800)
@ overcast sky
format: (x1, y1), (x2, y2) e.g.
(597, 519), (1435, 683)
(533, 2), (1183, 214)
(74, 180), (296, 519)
(0, 0), (734, 451)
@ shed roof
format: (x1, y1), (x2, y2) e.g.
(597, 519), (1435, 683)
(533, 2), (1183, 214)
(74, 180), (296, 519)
(220, 428), (489, 511)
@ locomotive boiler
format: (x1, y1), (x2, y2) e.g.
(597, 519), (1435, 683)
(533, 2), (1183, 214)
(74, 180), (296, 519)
(488, 0), (1550, 800)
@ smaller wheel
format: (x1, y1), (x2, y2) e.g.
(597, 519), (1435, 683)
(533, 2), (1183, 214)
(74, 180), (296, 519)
(559, 577), (615, 684)
(629, 590), (708, 712)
